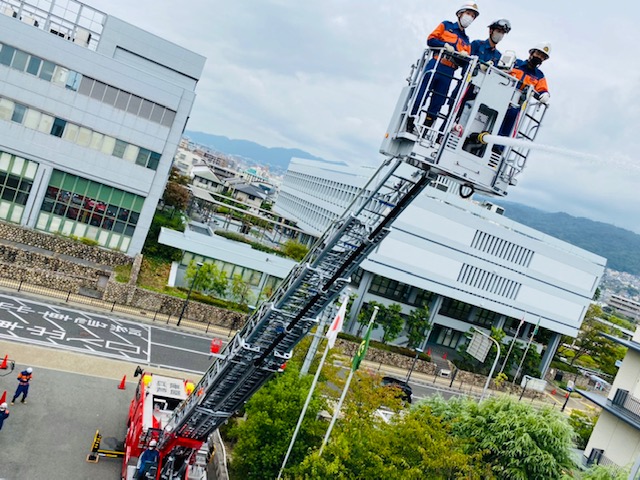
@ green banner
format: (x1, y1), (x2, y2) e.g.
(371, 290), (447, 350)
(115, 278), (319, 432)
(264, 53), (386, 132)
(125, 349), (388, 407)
(352, 323), (373, 371)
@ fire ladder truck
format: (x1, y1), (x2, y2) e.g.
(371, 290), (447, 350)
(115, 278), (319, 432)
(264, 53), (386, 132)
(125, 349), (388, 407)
(91, 47), (548, 479)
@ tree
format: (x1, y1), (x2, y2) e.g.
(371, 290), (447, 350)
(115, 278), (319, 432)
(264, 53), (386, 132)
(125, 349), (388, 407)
(183, 261), (228, 298)
(568, 410), (598, 450)
(295, 390), (491, 479)
(163, 182), (190, 212)
(355, 301), (404, 343)
(405, 305), (431, 349)
(282, 240), (309, 261)
(226, 363), (326, 480)
(230, 273), (253, 306)
(423, 395), (576, 480)
(557, 305), (623, 375)
(142, 210), (184, 261)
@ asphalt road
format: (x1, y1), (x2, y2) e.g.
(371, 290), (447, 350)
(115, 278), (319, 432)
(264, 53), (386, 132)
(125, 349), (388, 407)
(0, 292), (219, 375)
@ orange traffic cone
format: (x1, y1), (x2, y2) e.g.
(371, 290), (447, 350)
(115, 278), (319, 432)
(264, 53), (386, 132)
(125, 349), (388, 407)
(0, 391), (6, 404)
(0, 355), (7, 369)
(118, 375), (127, 390)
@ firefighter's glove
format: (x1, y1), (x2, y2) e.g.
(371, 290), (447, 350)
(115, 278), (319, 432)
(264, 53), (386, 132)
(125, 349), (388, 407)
(443, 43), (455, 53)
(538, 92), (550, 105)
(458, 50), (469, 57)
(480, 61), (493, 72)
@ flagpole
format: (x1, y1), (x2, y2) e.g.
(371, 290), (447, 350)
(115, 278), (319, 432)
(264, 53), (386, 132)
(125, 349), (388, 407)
(277, 294), (349, 479)
(277, 339), (331, 479)
(319, 306), (378, 456)
(512, 316), (540, 386)
(499, 312), (526, 375)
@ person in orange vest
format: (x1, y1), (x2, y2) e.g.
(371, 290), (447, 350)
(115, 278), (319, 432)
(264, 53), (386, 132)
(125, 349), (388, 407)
(408, 2), (479, 132)
(495, 42), (551, 150)
(11, 367), (33, 405)
(0, 402), (9, 431)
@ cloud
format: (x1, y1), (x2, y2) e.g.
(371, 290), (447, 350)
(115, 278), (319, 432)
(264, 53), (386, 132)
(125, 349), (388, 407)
(88, 0), (640, 233)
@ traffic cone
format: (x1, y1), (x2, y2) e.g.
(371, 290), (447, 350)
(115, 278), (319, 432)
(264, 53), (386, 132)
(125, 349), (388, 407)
(118, 375), (126, 390)
(0, 391), (6, 404)
(0, 355), (7, 369)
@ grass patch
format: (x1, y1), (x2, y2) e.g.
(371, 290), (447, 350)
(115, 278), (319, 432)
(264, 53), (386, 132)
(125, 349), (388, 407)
(114, 264), (132, 283)
(138, 258), (173, 291)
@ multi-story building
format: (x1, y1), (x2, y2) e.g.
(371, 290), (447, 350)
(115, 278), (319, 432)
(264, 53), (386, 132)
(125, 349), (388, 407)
(579, 329), (640, 469)
(607, 294), (640, 322)
(0, 0), (205, 254)
(274, 158), (607, 375)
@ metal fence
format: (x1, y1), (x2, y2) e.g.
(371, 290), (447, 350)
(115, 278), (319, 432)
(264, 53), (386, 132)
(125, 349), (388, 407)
(0, 277), (234, 336)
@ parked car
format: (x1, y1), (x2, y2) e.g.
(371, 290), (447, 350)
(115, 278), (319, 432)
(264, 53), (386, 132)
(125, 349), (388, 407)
(381, 376), (413, 404)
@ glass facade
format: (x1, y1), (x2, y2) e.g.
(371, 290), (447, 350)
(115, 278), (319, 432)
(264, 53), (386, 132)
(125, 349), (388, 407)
(0, 41), (176, 126)
(0, 151), (37, 224)
(36, 170), (144, 251)
(0, 95), (161, 170)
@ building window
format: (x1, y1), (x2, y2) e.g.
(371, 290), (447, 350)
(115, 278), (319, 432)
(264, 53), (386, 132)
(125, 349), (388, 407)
(0, 95), (162, 170)
(439, 298), (473, 322)
(0, 151), (37, 224)
(473, 308), (498, 328)
(0, 41), (176, 126)
(369, 274), (411, 303)
(51, 118), (67, 137)
(36, 170), (144, 252)
(412, 288), (434, 307)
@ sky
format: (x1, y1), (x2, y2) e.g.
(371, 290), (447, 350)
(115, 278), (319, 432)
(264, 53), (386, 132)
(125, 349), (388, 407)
(87, 0), (640, 234)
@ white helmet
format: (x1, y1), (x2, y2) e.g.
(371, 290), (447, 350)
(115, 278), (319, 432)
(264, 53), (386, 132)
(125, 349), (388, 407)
(530, 42), (552, 59)
(26, 367), (33, 373)
(149, 440), (158, 448)
(0, 402), (7, 410)
(456, 2), (480, 17)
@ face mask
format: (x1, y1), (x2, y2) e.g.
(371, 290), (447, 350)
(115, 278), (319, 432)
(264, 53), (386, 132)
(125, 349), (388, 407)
(491, 32), (505, 44)
(459, 13), (475, 29)
(529, 56), (543, 68)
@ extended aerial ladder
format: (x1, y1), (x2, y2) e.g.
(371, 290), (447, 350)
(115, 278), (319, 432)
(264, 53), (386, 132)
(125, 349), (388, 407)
(109, 47), (549, 479)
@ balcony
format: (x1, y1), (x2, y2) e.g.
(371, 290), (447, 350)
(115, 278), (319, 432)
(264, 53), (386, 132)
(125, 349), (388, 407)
(578, 388), (640, 430)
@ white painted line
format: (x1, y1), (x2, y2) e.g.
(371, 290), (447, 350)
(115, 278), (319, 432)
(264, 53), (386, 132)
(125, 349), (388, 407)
(78, 324), (100, 338)
(0, 334), (146, 362)
(151, 342), (212, 357)
(152, 363), (206, 375)
(111, 331), (133, 345)
(149, 325), (212, 339)
(8, 310), (30, 325)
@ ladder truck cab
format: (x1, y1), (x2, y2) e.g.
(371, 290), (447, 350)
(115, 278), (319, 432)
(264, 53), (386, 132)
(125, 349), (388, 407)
(380, 47), (548, 197)
(123, 369), (208, 480)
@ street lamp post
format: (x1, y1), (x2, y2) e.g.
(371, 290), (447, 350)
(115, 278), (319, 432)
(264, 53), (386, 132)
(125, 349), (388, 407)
(472, 327), (501, 402)
(405, 347), (424, 384)
(177, 262), (204, 327)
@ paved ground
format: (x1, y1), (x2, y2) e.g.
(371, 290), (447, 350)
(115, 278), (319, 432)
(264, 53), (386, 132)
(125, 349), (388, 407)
(0, 340), (193, 480)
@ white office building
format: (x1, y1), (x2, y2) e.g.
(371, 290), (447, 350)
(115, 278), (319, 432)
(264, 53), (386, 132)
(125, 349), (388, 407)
(0, 0), (205, 254)
(275, 158), (607, 374)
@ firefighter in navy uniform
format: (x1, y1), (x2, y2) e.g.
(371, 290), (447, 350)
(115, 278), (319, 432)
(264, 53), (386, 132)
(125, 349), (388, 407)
(408, 2), (479, 131)
(11, 367), (33, 404)
(0, 402), (9, 431)
(496, 42), (551, 147)
(137, 439), (160, 479)
(472, 19), (511, 65)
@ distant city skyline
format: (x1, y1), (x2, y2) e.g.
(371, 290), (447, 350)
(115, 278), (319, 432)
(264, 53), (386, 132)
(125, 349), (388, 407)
(87, 0), (640, 234)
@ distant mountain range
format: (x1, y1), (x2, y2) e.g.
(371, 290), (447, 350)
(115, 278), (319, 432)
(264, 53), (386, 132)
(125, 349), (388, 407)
(185, 131), (330, 174)
(492, 201), (640, 276)
(184, 132), (640, 277)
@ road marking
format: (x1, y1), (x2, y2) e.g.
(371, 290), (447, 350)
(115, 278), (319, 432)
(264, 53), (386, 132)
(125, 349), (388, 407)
(151, 342), (212, 356)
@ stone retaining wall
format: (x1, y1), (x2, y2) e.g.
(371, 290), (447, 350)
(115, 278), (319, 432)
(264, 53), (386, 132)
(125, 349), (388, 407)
(0, 221), (131, 266)
(103, 276), (247, 329)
